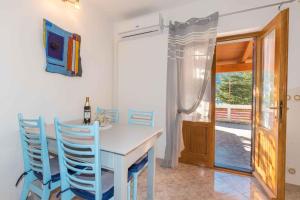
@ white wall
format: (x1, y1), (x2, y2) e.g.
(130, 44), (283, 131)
(0, 0), (113, 198)
(116, 34), (168, 158)
(285, 3), (300, 186)
(114, 0), (300, 185)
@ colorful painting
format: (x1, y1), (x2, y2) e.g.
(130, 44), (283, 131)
(43, 19), (82, 77)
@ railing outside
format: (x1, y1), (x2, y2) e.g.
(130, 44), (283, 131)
(216, 104), (252, 124)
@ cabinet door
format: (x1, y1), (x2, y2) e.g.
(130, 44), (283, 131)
(180, 121), (214, 167)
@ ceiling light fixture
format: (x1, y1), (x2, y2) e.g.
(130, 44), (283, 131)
(62, 0), (80, 9)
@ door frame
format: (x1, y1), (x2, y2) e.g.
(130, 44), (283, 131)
(213, 32), (259, 174)
(213, 9), (289, 199)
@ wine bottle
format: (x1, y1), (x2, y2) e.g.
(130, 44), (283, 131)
(84, 97), (91, 124)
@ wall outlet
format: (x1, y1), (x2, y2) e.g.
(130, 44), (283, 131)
(288, 168), (296, 175)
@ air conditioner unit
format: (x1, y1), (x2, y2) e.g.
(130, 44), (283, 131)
(118, 13), (164, 39)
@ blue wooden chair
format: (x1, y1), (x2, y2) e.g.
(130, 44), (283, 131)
(54, 118), (114, 200)
(127, 109), (154, 200)
(16, 113), (61, 200)
(128, 109), (154, 127)
(96, 107), (119, 123)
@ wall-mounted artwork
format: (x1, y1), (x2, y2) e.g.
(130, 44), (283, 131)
(43, 19), (82, 77)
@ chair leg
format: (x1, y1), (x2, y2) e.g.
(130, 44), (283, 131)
(20, 174), (36, 200)
(41, 187), (50, 200)
(61, 190), (75, 200)
(132, 173), (138, 200)
(20, 180), (30, 200)
(127, 180), (131, 200)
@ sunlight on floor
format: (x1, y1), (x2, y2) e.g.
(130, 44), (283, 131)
(216, 125), (251, 152)
(216, 125), (251, 138)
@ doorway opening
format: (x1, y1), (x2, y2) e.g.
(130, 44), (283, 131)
(214, 38), (254, 173)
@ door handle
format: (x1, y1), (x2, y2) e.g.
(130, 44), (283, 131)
(268, 102), (283, 120)
(279, 101), (283, 120)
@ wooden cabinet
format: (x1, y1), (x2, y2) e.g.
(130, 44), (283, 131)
(179, 120), (214, 167)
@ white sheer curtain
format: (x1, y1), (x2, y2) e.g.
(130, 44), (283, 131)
(162, 12), (218, 168)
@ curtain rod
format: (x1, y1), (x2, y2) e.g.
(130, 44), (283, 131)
(219, 0), (296, 18)
(165, 0), (295, 26)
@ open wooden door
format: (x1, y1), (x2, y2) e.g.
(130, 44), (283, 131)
(254, 9), (289, 200)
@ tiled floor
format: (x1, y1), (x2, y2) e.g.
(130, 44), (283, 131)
(286, 183), (300, 200)
(215, 122), (252, 171)
(136, 159), (268, 200)
(42, 159), (300, 200)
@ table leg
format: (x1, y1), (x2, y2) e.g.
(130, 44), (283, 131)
(114, 154), (128, 200)
(147, 146), (155, 200)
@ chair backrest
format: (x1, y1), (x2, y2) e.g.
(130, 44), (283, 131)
(128, 109), (154, 127)
(18, 113), (51, 184)
(55, 119), (102, 198)
(96, 107), (119, 123)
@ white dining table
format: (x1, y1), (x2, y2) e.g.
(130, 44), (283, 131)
(45, 121), (163, 200)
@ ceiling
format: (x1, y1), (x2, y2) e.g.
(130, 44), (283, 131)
(216, 40), (253, 73)
(90, 0), (198, 19)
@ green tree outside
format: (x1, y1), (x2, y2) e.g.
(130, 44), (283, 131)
(216, 72), (252, 105)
